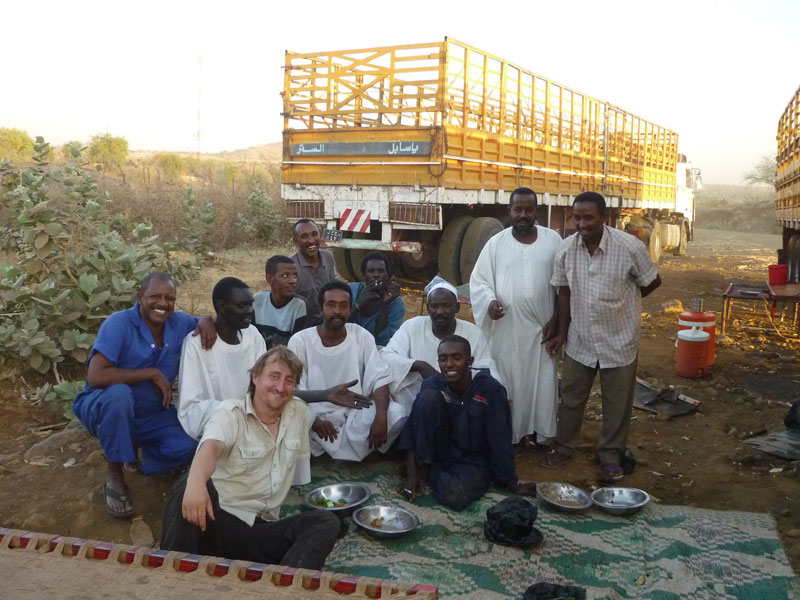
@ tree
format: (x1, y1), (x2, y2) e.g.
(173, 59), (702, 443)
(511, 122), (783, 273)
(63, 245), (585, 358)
(0, 128), (34, 162)
(88, 134), (128, 179)
(744, 154), (776, 186)
(153, 152), (186, 184)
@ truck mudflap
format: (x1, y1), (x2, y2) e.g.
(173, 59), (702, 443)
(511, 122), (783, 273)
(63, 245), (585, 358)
(322, 229), (421, 254)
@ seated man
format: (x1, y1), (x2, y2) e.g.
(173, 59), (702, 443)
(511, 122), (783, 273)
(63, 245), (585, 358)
(161, 346), (340, 569)
(380, 281), (499, 415)
(177, 277), (266, 440)
(347, 251), (405, 347)
(291, 218), (340, 325)
(73, 272), (213, 518)
(288, 281), (406, 461)
(398, 335), (535, 511)
(253, 255), (312, 349)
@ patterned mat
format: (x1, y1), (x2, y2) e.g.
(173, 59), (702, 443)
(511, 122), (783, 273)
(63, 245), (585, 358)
(284, 459), (799, 600)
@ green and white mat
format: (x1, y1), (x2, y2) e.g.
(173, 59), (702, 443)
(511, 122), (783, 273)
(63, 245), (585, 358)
(285, 459), (799, 600)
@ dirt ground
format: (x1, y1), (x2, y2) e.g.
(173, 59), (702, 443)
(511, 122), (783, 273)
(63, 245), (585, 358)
(1, 228), (799, 574)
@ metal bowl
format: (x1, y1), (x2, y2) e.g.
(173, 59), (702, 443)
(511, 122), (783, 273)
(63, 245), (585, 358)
(303, 483), (371, 516)
(536, 482), (592, 512)
(591, 487), (650, 516)
(353, 505), (420, 539)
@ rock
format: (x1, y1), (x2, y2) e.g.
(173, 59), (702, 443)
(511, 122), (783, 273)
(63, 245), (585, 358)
(753, 397), (767, 408)
(637, 459), (649, 467)
(781, 508), (791, 517)
(726, 426), (739, 437)
(658, 299), (684, 315)
(786, 529), (800, 539)
(733, 397), (744, 405)
(24, 427), (93, 461)
(0, 452), (20, 464)
(84, 449), (105, 466)
(65, 420), (87, 431)
(67, 443), (83, 453)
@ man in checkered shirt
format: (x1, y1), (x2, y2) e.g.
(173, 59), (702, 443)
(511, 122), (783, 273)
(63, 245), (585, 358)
(542, 191), (662, 481)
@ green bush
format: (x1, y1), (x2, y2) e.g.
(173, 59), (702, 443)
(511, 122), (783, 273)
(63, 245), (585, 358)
(236, 186), (290, 245)
(0, 128), (34, 162)
(180, 187), (216, 254)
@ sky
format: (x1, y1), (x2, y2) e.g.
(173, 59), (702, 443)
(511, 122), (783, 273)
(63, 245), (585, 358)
(2, 0), (798, 184)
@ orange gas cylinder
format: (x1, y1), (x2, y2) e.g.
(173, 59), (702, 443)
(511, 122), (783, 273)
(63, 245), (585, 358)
(678, 298), (716, 366)
(675, 326), (709, 378)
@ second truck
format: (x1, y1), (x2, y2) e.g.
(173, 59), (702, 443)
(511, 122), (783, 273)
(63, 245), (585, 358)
(281, 38), (701, 284)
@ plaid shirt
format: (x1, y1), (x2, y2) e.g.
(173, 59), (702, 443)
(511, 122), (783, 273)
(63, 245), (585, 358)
(551, 226), (658, 369)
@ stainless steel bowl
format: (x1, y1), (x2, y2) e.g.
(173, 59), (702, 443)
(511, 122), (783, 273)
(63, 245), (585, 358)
(591, 487), (650, 516)
(536, 482), (592, 512)
(353, 505), (420, 539)
(303, 483), (371, 516)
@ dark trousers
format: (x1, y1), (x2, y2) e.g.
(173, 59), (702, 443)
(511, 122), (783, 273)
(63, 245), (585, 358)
(403, 389), (491, 511)
(161, 472), (339, 570)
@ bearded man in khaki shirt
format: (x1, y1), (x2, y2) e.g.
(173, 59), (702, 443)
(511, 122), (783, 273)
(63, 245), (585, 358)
(160, 346), (339, 569)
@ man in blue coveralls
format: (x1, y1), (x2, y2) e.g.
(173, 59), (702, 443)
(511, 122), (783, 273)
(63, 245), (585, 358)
(398, 334), (536, 511)
(73, 272), (213, 518)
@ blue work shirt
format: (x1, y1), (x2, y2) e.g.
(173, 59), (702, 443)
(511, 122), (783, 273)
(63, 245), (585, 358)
(77, 304), (198, 417)
(348, 282), (405, 347)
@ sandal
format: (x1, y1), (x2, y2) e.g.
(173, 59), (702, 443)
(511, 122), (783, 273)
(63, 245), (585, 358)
(102, 483), (135, 518)
(600, 464), (624, 482)
(539, 450), (570, 469)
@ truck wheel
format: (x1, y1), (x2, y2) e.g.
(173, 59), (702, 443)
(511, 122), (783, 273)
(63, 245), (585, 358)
(671, 224), (687, 256)
(331, 247), (357, 282)
(348, 249), (368, 281)
(648, 225), (662, 263)
(460, 217), (504, 284)
(437, 215), (474, 285)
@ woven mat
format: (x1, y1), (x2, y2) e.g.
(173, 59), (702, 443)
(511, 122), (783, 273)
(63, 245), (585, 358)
(284, 459), (800, 600)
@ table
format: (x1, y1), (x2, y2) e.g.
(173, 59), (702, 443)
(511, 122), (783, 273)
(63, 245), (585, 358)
(767, 282), (800, 336)
(721, 282), (770, 334)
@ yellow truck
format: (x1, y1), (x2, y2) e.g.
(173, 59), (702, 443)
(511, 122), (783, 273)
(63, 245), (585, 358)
(282, 38), (701, 284)
(777, 84), (800, 281)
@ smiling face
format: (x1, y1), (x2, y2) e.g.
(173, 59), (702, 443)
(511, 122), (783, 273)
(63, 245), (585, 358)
(266, 262), (298, 299)
(320, 288), (351, 331)
(509, 192), (537, 237)
(427, 288), (458, 330)
(251, 356), (297, 413)
(572, 200), (606, 244)
(294, 221), (321, 261)
(437, 340), (473, 388)
(137, 277), (176, 330)
(216, 285), (254, 331)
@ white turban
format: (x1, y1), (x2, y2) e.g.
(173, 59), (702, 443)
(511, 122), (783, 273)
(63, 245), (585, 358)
(425, 278), (458, 300)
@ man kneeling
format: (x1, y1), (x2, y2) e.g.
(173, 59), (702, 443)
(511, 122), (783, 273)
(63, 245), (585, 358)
(399, 335), (535, 511)
(161, 346), (339, 569)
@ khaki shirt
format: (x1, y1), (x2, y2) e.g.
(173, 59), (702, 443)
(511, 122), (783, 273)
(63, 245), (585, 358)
(200, 395), (312, 525)
(551, 226), (658, 369)
(291, 249), (340, 324)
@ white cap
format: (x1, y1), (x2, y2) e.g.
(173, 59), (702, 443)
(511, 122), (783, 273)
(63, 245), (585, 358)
(426, 280), (458, 300)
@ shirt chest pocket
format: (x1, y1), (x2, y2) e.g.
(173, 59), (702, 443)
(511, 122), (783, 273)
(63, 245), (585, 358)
(598, 270), (629, 302)
(229, 445), (269, 474)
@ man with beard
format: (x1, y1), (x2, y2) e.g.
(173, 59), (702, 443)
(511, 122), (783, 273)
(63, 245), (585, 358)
(288, 281), (406, 461)
(347, 252), (405, 347)
(469, 187), (562, 446)
(380, 281), (498, 416)
(253, 255), (312, 349)
(398, 335), (536, 510)
(177, 277), (266, 440)
(291, 219), (340, 325)
(543, 191), (661, 481)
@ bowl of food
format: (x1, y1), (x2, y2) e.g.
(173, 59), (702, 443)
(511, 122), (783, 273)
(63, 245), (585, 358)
(353, 505), (420, 539)
(304, 483), (371, 516)
(536, 482), (592, 512)
(591, 487), (650, 516)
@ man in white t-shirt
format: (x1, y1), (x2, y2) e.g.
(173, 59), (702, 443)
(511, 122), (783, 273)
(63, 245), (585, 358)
(177, 277), (266, 440)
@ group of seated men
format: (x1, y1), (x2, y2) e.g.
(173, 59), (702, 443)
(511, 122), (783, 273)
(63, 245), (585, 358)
(72, 217), (533, 569)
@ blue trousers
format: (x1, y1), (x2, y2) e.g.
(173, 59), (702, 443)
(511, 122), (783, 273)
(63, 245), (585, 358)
(74, 384), (197, 474)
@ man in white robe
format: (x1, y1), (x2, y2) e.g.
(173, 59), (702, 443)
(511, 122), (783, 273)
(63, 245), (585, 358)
(288, 281), (406, 461)
(178, 277), (266, 440)
(380, 282), (498, 415)
(470, 188), (561, 444)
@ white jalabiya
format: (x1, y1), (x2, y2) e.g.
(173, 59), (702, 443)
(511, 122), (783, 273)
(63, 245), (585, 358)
(288, 323), (406, 461)
(380, 316), (500, 415)
(177, 325), (266, 440)
(469, 226), (561, 443)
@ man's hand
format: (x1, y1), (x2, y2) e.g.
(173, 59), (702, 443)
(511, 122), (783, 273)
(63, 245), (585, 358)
(312, 418), (339, 442)
(399, 473), (425, 502)
(411, 360), (438, 379)
(325, 380), (372, 409)
(192, 315), (218, 350)
(507, 481), (537, 496)
(151, 371), (172, 409)
(368, 411), (388, 449)
(182, 480), (215, 531)
(545, 333), (566, 357)
(541, 315), (558, 343)
(488, 300), (505, 320)
(384, 280), (401, 304)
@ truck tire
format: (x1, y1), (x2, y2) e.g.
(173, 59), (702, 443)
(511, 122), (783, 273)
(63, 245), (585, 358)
(648, 225), (662, 263)
(460, 217), (504, 284)
(401, 255), (437, 281)
(438, 215), (474, 285)
(348, 249), (368, 281)
(331, 247), (357, 282)
(671, 223), (688, 256)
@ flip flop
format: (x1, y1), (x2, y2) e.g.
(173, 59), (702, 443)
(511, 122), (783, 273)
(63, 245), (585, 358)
(540, 450), (570, 469)
(102, 483), (135, 518)
(600, 464), (624, 482)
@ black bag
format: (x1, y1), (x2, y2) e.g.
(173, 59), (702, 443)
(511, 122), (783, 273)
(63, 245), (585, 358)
(785, 401), (800, 431)
(483, 496), (543, 547)
(522, 582), (587, 600)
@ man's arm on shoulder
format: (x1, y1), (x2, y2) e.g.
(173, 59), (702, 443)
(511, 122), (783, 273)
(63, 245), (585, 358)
(182, 439), (224, 531)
